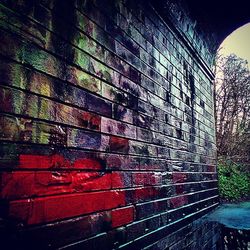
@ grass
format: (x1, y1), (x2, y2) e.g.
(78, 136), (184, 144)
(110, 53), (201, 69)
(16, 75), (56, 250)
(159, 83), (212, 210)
(217, 159), (250, 202)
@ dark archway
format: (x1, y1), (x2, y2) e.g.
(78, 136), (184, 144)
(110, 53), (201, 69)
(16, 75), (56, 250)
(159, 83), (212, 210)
(152, 0), (250, 56)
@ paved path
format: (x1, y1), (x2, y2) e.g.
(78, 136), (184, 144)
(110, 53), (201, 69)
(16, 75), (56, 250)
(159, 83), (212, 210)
(206, 202), (250, 230)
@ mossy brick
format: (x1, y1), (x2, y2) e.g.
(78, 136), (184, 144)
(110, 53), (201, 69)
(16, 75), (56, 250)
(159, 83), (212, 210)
(102, 82), (129, 106)
(0, 5), (48, 47)
(1, 3), (106, 67)
(0, 28), (65, 78)
(0, 86), (102, 132)
(74, 32), (105, 61)
(1, 24), (103, 96)
(0, 114), (67, 146)
(77, 0), (105, 25)
(66, 66), (102, 94)
(89, 58), (113, 83)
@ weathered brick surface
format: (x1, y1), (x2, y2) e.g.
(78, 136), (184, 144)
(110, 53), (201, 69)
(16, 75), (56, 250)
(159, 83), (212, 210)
(0, 0), (219, 249)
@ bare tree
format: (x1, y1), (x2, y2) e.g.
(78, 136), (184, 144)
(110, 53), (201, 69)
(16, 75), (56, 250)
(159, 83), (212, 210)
(214, 54), (250, 163)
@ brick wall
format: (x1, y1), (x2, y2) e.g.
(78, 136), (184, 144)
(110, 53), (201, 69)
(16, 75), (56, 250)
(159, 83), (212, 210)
(0, 0), (219, 249)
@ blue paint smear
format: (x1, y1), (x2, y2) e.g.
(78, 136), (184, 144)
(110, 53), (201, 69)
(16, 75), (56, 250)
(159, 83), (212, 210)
(206, 202), (250, 230)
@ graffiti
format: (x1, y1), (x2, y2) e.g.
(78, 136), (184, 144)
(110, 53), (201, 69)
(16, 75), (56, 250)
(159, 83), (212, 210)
(0, 0), (218, 249)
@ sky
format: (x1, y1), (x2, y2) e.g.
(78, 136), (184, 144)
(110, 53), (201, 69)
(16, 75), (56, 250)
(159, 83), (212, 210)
(219, 22), (250, 65)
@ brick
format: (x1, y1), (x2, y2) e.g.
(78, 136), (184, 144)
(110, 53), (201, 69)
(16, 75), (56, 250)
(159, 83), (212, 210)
(172, 172), (188, 183)
(139, 158), (169, 171)
(109, 136), (129, 153)
(101, 117), (136, 139)
(126, 186), (159, 204)
(2, 211), (112, 249)
(66, 66), (102, 94)
(0, 171), (113, 199)
(12, 148), (105, 170)
(0, 86), (102, 132)
(126, 220), (147, 242)
(170, 195), (189, 209)
(119, 75), (139, 96)
(105, 50), (130, 77)
(89, 58), (113, 83)
(0, 114), (67, 146)
(136, 199), (168, 219)
(55, 104), (101, 131)
(132, 172), (162, 187)
(129, 141), (157, 156)
(111, 172), (133, 188)
(7, 190), (126, 225)
(102, 83), (129, 106)
(60, 232), (109, 250)
(111, 206), (134, 228)
(115, 41), (141, 69)
(137, 127), (154, 142)
(67, 128), (102, 150)
(113, 104), (134, 123)
(106, 154), (140, 170)
(133, 112), (154, 129)
(0, 0), (219, 248)
(85, 93), (112, 117)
